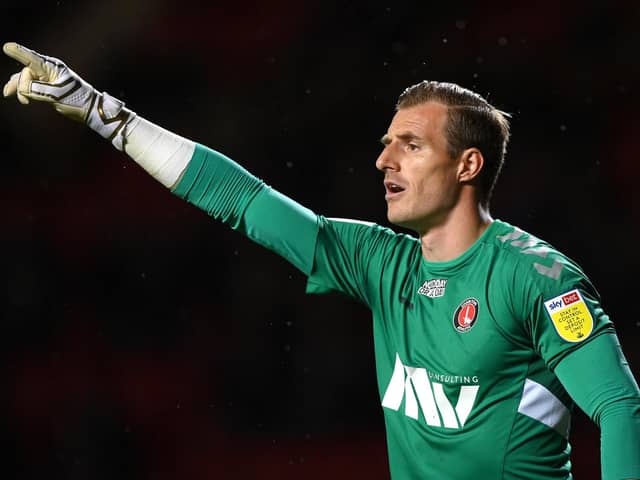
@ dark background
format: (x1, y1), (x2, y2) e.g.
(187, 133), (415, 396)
(1, 0), (638, 478)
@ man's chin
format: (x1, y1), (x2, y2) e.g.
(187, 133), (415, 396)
(387, 211), (413, 230)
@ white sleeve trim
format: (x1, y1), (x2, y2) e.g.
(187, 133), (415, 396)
(517, 378), (571, 438)
(327, 217), (375, 226)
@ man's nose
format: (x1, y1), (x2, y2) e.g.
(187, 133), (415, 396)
(376, 145), (398, 172)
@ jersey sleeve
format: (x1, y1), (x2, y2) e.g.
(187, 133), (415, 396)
(525, 250), (640, 479)
(554, 333), (640, 480)
(171, 144), (416, 307)
(172, 143), (319, 275)
(305, 217), (416, 307)
(515, 249), (615, 370)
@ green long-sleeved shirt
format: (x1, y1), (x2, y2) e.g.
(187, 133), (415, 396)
(173, 144), (640, 479)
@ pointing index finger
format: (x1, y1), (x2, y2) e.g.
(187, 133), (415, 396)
(3, 42), (47, 77)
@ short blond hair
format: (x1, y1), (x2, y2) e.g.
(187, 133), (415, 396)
(397, 81), (511, 206)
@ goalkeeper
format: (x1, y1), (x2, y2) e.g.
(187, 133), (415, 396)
(3, 43), (640, 479)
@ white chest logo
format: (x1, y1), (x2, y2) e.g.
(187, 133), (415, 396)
(417, 279), (448, 298)
(381, 354), (480, 429)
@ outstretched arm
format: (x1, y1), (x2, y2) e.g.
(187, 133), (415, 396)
(3, 42), (319, 274)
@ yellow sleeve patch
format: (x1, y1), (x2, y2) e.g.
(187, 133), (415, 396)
(543, 289), (594, 343)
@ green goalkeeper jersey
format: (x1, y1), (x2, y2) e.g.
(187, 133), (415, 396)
(306, 216), (612, 479)
(173, 145), (640, 480)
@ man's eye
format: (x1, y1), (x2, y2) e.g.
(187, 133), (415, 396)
(408, 143), (419, 151)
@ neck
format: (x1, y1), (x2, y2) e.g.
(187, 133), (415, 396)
(419, 201), (493, 262)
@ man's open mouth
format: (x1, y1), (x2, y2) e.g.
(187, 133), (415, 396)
(385, 181), (406, 197)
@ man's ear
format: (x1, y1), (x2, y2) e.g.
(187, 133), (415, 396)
(457, 148), (484, 183)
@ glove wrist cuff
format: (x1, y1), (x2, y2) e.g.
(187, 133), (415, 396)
(85, 91), (137, 151)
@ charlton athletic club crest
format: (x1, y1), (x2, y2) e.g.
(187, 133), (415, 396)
(453, 298), (479, 333)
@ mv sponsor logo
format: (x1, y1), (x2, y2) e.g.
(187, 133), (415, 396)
(381, 354), (480, 429)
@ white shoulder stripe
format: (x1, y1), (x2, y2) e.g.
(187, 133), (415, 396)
(327, 217), (375, 226)
(517, 378), (570, 438)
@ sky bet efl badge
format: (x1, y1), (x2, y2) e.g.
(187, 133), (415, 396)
(544, 289), (593, 342)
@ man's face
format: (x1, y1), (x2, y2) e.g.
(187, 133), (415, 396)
(376, 101), (462, 234)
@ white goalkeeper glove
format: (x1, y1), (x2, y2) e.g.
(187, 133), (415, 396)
(2, 42), (195, 188)
(2, 42), (136, 151)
